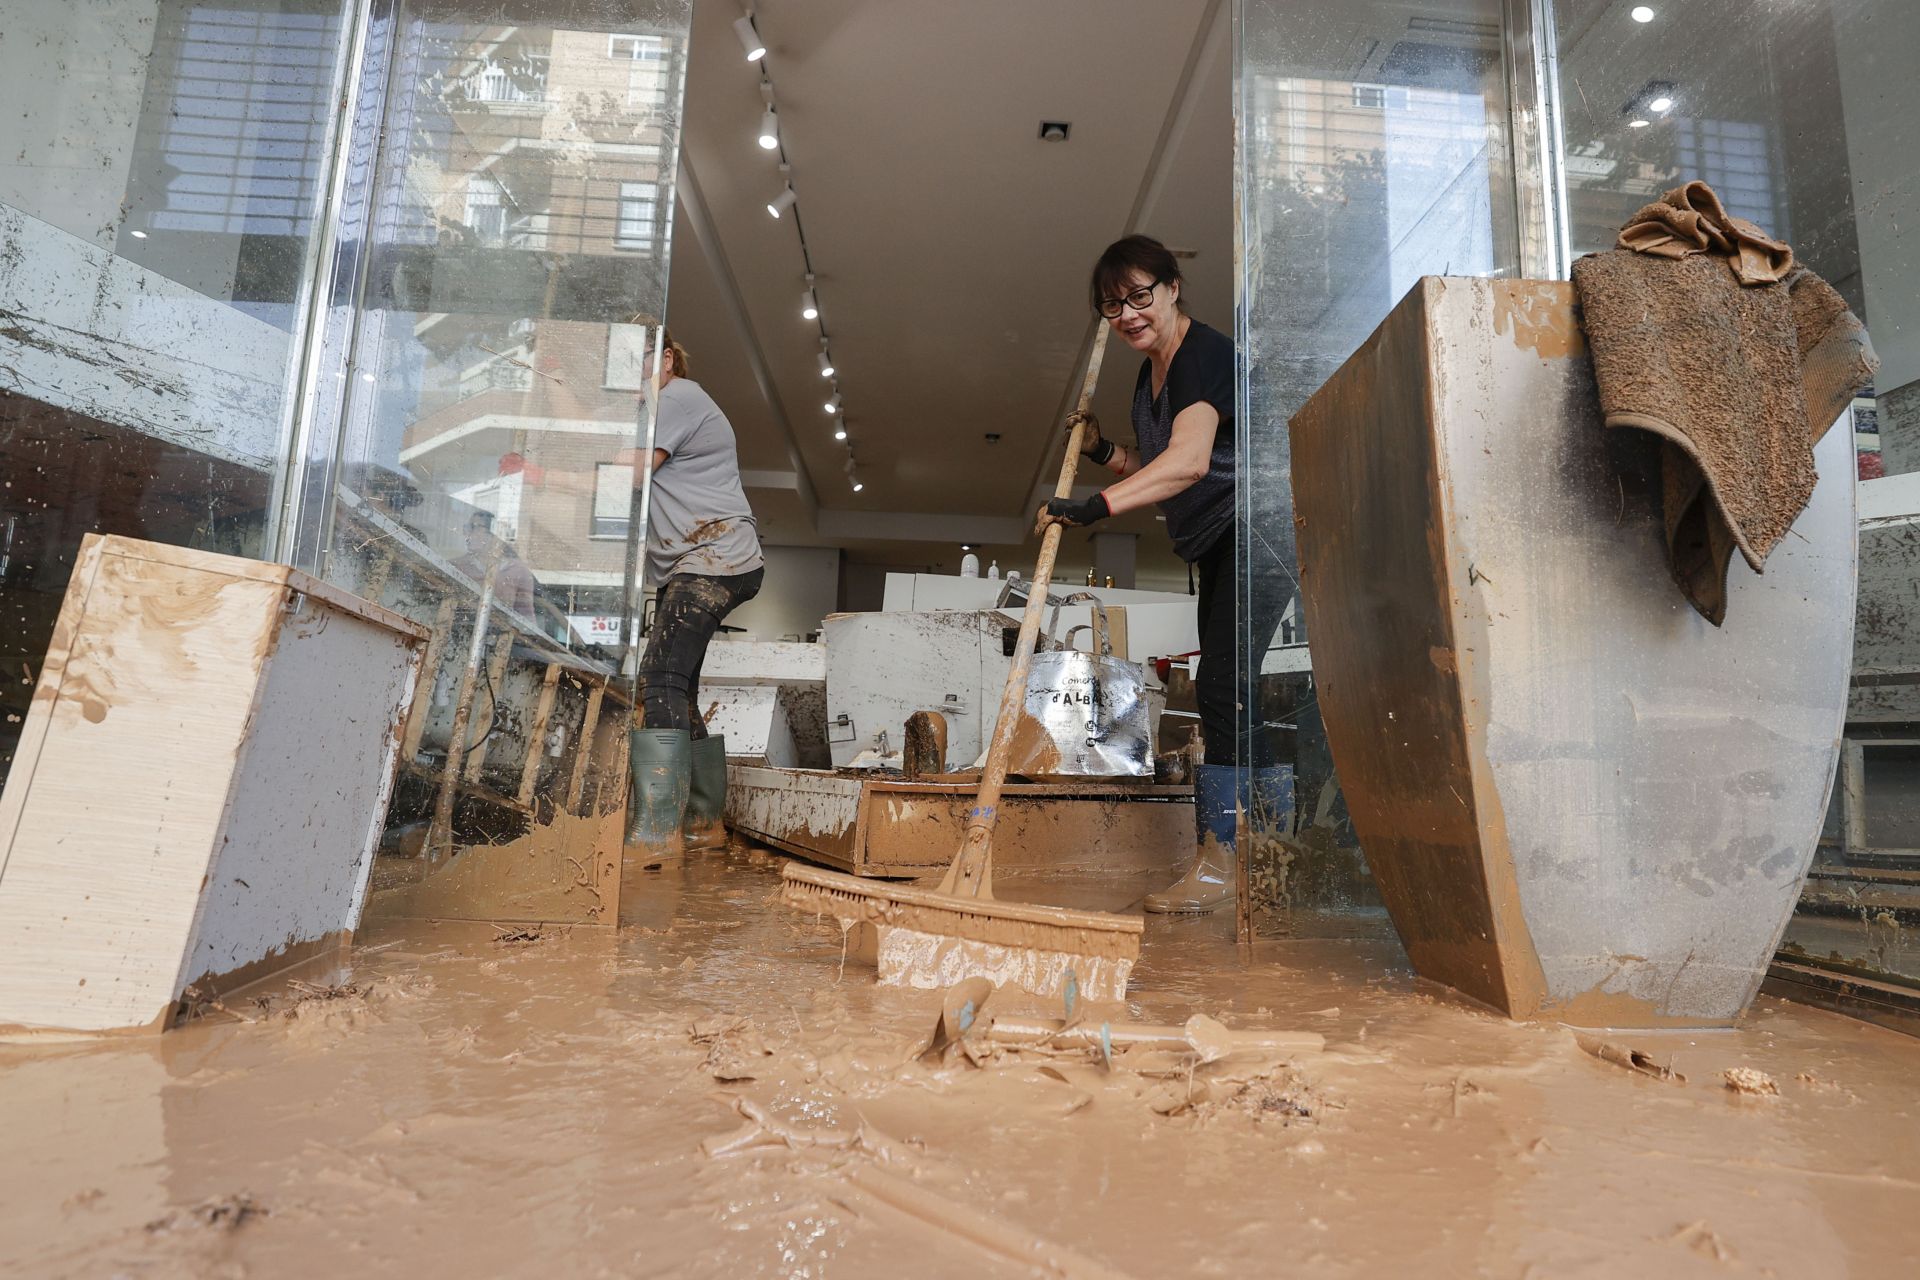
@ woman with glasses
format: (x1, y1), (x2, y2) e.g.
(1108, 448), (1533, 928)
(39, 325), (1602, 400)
(1035, 234), (1289, 914)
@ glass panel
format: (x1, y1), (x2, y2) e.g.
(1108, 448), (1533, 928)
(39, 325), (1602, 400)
(0, 0), (351, 786)
(300, 0), (692, 871)
(1548, 0), (1920, 990)
(1235, 0), (1521, 924)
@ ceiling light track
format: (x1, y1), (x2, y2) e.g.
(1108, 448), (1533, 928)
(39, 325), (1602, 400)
(737, 4), (863, 493)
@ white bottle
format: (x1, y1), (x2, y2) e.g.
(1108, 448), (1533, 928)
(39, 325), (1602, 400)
(960, 551), (980, 578)
(987, 559), (1000, 580)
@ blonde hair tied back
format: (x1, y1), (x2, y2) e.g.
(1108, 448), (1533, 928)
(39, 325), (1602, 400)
(628, 313), (689, 380)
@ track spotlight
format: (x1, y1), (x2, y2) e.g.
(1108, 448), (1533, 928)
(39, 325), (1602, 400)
(767, 185), (797, 218)
(852, 480), (864, 493)
(833, 426), (847, 441)
(824, 392), (842, 414)
(802, 288), (820, 320)
(817, 350), (834, 378)
(758, 106), (779, 150)
(733, 15), (766, 61)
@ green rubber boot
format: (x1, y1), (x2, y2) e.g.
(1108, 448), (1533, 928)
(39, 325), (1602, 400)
(684, 734), (729, 851)
(625, 729), (691, 871)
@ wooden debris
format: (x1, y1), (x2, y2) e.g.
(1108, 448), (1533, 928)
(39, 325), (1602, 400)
(1573, 1033), (1685, 1083)
(146, 1193), (268, 1234)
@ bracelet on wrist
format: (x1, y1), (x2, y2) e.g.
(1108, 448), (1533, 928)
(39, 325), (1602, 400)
(1087, 438), (1116, 466)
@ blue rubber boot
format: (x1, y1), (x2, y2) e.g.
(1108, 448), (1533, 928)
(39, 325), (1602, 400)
(1145, 764), (1295, 913)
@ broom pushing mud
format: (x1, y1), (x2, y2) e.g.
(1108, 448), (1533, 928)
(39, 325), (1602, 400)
(781, 331), (1145, 1000)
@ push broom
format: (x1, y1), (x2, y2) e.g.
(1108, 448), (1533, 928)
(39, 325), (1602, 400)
(781, 328), (1144, 1001)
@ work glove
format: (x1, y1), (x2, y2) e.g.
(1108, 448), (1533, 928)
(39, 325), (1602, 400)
(1034, 493), (1111, 535)
(1068, 410), (1115, 466)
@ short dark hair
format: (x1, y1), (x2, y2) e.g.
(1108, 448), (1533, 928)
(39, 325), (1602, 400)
(1090, 234), (1183, 315)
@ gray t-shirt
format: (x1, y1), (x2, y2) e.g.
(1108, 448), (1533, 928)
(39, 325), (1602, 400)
(644, 378), (764, 586)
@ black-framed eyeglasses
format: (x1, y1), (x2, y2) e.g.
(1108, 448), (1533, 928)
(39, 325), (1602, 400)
(1096, 280), (1162, 319)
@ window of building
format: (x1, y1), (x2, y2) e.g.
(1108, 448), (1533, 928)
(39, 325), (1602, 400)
(465, 173), (509, 240)
(144, 6), (342, 240)
(470, 54), (547, 104)
(608, 33), (668, 61)
(1352, 83), (1386, 110)
(615, 181), (659, 251)
(592, 463), (635, 538)
(610, 33), (671, 110)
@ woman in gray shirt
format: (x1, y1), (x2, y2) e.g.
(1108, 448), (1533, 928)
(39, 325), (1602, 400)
(627, 330), (764, 859)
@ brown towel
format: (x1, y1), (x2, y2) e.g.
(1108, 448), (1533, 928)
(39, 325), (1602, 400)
(1789, 266), (1879, 442)
(1617, 179), (1795, 286)
(1572, 181), (1876, 626)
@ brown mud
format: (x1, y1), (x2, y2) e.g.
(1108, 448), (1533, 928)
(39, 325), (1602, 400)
(366, 808), (620, 926)
(4, 850), (1920, 1278)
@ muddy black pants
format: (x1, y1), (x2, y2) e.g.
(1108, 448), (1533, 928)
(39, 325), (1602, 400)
(638, 568), (764, 736)
(1192, 525), (1283, 768)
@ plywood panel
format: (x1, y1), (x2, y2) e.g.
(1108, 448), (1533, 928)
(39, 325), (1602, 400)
(0, 535), (424, 1032)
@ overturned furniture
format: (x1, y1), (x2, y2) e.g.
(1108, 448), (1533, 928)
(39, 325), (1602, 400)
(0, 536), (426, 1033)
(1291, 278), (1855, 1026)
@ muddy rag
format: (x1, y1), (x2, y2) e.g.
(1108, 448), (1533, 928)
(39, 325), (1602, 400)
(1572, 180), (1876, 626)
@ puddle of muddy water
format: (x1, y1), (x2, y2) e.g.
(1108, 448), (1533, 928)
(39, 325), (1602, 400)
(2, 849), (1919, 1279)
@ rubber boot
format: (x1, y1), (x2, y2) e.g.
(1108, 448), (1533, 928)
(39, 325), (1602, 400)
(624, 729), (691, 870)
(1145, 764), (1295, 913)
(684, 734), (729, 851)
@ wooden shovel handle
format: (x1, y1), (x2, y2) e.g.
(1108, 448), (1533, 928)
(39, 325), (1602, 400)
(939, 330), (1110, 898)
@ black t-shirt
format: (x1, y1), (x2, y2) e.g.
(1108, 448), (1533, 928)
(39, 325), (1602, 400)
(1128, 318), (1236, 561)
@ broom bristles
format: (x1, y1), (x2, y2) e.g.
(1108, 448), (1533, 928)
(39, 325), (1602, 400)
(780, 862), (1141, 1000)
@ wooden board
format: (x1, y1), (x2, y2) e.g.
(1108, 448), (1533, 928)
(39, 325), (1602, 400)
(0, 535), (424, 1033)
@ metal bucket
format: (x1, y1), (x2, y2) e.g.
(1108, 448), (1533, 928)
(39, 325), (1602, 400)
(1006, 594), (1152, 778)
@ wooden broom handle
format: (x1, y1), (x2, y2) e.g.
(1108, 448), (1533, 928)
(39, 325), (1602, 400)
(940, 330), (1110, 899)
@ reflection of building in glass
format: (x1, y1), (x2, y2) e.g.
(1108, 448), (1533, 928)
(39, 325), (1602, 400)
(1244, 70), (1501, 352)
(344, 22), (686, 645)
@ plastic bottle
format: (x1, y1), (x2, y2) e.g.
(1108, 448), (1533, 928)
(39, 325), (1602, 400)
(960, 551), (980, 578)
(987, 559), (1000, 580)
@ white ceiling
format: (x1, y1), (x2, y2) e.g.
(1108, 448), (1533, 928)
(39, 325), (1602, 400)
(664, 0), (1233, 586)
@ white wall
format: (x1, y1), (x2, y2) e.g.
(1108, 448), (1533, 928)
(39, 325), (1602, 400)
(724, 545), (841, 641)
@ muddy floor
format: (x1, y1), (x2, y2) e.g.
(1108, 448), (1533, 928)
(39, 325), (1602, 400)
(4, 845), (1919, 1278)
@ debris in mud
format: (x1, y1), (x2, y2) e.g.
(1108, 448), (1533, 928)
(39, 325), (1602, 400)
(62, 1188), (105, 1212)
(492, 924), (555, 946)
(260, 975), (426, 1023)
(1145, 1065), (1320, 1124)
(701, 1096), (912, 1163)
(285, 979), (366, 1005)
(1795, 1070), (1838, 1090)
(1573, 1033), (1685, 1083)
(177, 984), (258, 1025)
(1668, 1219), (1738, 1264)
(145, 1193), (268, 1234)
(1723, 1067), (1780, 1097)
(691, 1016), (773, 1081)
(1214, 1072), (1319, 1123)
